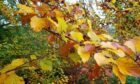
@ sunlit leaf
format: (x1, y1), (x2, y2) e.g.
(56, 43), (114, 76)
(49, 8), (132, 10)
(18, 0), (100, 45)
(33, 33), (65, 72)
(53, 9), (63, 17)
(112, 0), (116, 3)
(133, 36), (140, 52)
(70, 31), (84, 42)
(57, 17), (68, 33)
(113, 65), (126, 84)
(30, 16), (48, 32)
(124, 36), (140, 53)
(11, 59), (25, 67)
(94, 52), (112, 66)
(115, 57), (140, 77)
(17, 4), (35, 14)
(108, 49), (126, 57)
(4, 71), (25, 84)
(0, 59), (25, 74)
(98, 34), (114, 41)
(77, 46), (90, 63)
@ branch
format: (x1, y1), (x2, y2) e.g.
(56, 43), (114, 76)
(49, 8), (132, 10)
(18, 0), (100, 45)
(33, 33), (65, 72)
(45, 29), (84, 46)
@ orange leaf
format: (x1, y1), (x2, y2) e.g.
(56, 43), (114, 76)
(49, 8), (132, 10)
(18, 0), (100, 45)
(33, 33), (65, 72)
(53, 9), (64, 17)
(30, 16), (48, 32)
(60, 42), (74, 57)
(20, 14), (35, 25)
(36, 3), (49, 16)
(47, 34), (56, 44)
(115, 57), (140, 77)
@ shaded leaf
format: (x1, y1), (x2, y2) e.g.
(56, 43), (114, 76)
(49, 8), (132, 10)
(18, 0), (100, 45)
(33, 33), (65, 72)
(39, 59), (53, 71)
(69, 53), (81, 63)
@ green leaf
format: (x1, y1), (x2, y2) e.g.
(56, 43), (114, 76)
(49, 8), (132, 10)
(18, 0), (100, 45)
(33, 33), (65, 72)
(39, 59), (53, 71)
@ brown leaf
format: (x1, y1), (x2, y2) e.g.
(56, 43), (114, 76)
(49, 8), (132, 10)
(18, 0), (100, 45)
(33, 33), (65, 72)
(60, 42), (75, 57)
(88, 64), (100, 80)
(36, 3), (49, 16)
(47, 34), (56, 44)
(20, 14), (35, 25)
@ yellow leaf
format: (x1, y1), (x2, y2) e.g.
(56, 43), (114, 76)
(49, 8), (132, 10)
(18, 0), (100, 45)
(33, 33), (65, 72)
(77, 46), (90, 63)
(17, 4), (35, 14)
(4, 72), (25, 84)
(30, 55), (37, 60)
(70, 31), (84, 42)
(115, 57), (140, 77)
(87, 31), (100, 44)
(98, 34), (114, 41)
(53, 9), (63, 17)
(133, 36), (140, 52)
(56, 17), (68, 33)
(0, 71), (25, 84)
(94, 52), (113, 66)
(125, 8), (133, 11)
(0, 74), (7, 84)
(112, 0), (116, 3)
(47, 17), (58, 28)
(0, 59), (25, 74)
(30, 16), (47, 32)
(108, 49), (126, 57)
(113, 65), (126, 84)
(11, 59), (25, 67)
(87, 19), (92, 30)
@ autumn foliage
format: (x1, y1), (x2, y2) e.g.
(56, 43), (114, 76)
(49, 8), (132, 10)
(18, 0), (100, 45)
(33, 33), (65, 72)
(0, 0), (140, 84)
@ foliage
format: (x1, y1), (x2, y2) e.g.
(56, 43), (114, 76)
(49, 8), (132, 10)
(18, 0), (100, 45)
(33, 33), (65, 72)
(0, 0), (140, 84)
